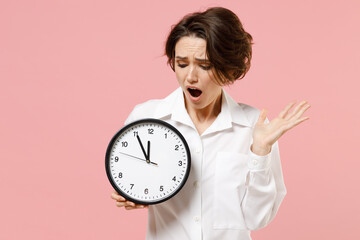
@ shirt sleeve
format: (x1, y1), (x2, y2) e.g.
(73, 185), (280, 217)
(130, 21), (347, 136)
(241, 139), (287, 230)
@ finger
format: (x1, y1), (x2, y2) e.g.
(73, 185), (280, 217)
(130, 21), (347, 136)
(289, 116), (310, 129)
(116, 201), (127, 207)
(125, 206), (136, 210)
(295, 104), (311, 118)
(292, 104), (311, 121)
(135, 205), (148, 209)
(111, 191), (125, 201)
(125, 201), (136, 207)
(285, 101), (307, 120)
(257, 109), (267, 124)
(278, 101), (296, 118)
(125, 205), (148, 210)
(116, 201), (135, 208)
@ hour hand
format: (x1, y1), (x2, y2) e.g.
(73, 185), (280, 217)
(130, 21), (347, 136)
(136, 135), (149, 163)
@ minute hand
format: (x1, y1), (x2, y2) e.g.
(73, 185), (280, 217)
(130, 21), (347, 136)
(118, 152), (158, 166)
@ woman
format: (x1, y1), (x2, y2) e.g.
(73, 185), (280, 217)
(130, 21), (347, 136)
(111, 7), (310, 240)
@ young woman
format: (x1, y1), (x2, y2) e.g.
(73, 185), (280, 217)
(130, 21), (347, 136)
(111, 7), (310, 240)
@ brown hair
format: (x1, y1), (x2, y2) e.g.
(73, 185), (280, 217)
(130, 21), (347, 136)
(165, 7), (253, 85)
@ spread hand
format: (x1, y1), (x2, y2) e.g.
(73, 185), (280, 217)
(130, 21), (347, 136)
(251, 101), (311, 155)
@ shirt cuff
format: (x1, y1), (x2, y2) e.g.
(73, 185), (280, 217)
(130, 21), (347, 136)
(248, 147), (271, 171)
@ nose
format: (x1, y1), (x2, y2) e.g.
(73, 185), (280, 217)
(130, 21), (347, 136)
(186, 65), (198, 83)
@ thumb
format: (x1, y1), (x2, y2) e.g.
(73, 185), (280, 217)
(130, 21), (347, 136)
(257, 108), (267, 124)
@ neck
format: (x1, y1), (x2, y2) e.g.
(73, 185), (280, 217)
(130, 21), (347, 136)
(184, 91), (222, 126)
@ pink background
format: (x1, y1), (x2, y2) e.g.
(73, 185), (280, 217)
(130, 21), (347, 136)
(1, 0), (359, 239)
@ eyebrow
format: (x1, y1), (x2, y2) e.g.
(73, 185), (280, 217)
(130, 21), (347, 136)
(175, 56), (210, 63)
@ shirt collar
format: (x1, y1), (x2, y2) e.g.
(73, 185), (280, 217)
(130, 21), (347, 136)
(222, 88), (252, 127)
(153, 87), (252, 133)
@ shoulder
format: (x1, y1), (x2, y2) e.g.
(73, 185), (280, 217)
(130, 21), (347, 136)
(222, 89), (263, 127)
(124, 99), (163, 124)
(238, 102), (262, 127)
(238, 102), (269, 126)
(124, 88), (180, 125)
(239, 102), (261, 117)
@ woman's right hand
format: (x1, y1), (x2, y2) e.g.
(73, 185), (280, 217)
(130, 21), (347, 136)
(111, 190), (148, 210)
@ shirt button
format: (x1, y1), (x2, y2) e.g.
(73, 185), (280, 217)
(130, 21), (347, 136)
(253, 160), (258, 165)
(193, 216), (200, 222)
(193, 181), (200, 188)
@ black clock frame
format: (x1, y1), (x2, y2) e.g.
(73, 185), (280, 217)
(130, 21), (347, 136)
(105, 118), (191, 205)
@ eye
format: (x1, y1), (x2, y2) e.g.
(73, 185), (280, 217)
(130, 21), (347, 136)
(200, 65), (212, 70)
(177, 64), (188, 68)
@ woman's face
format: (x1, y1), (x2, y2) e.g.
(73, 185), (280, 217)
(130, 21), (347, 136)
(174, 36), (222, 111)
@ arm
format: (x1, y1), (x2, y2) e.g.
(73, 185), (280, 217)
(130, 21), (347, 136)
(242, 101), (310, 230)
(242, 141), (286, 230)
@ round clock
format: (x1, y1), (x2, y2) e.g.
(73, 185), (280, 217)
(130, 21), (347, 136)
(105, 118), (191, 205)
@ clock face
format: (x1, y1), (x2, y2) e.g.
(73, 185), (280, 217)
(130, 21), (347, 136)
(105, 118), (191, 205)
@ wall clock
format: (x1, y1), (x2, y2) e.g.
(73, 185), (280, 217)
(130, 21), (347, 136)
(105, 118), (191, 205)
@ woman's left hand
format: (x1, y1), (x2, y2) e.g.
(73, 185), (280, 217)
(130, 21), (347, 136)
(251, 101), (311, 156)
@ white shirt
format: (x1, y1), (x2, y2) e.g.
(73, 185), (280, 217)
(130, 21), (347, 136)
(124, 87), (286, 240)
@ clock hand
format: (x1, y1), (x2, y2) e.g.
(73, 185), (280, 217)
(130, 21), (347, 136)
(147, 141), (150, 161)
(118, 152), (158, 166)
(136, 135), (149, 163)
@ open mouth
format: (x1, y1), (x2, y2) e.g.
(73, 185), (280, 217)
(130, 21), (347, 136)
(187, 87), (202, 98)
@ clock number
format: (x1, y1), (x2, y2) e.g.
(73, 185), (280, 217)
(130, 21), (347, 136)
(133, 131), (138, 137)
(118, 172), (123, 178)
(172, 176), (176, 181)
(144, 188), (149, 194)
(175, 145), (179, 151)
(178, 161), (182, 166)
(148, 128), (154, 134)
(114, 156), (119, 162)
(130, 184), (134, 189)
(121, 141), (128, 147)
(160, 186), (164, 192)
(164, 133), (167, 139)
